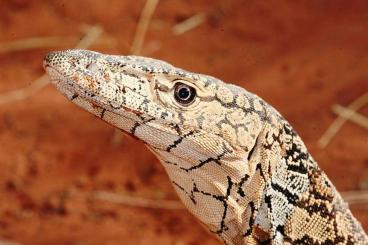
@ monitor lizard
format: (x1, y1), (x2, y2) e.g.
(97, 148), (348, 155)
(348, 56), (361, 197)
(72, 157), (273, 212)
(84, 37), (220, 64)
(44, 49), (368, 245)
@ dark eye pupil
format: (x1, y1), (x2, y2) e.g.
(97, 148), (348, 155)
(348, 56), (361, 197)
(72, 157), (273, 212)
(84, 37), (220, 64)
(174, 82), (196, 105)
(178, 87), (190, 99)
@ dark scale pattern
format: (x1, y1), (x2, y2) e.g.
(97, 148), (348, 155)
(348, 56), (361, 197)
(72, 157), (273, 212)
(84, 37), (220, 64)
(44, 49), (368, 245)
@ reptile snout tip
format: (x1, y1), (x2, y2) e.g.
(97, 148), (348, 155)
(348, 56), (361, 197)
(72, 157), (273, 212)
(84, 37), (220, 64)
(43, 51), (57, 70)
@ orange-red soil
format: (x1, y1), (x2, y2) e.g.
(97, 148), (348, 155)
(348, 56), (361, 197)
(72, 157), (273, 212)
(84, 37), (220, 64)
(0, 1), (367, 244)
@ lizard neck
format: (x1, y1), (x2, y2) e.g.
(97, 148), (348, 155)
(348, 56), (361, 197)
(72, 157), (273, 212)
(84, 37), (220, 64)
(147, 100), (314, 244)
(146, 105), (284, 244)
(249, 109), (368, 244)
(154, 106), (367, 245)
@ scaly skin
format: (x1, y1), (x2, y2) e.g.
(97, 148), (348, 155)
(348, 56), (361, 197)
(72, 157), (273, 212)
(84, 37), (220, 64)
(44, 49), (367, 245)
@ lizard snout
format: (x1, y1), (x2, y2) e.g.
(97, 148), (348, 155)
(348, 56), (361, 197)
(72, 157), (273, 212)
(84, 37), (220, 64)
(44, 51), (59, 66)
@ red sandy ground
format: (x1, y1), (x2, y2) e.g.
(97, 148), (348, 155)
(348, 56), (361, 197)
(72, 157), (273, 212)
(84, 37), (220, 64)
(0, 1), (367, 244)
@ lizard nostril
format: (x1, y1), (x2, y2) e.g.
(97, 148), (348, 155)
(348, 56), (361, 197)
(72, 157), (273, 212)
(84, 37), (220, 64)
(86, 62), (99, 73)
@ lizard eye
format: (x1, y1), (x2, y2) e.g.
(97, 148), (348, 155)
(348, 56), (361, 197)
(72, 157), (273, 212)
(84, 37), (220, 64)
(174, 82), (196, 105)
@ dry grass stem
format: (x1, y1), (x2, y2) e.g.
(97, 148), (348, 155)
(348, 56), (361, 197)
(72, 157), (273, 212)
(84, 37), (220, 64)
(130, 0), (160, 55)
(332, 104), (368, 129)
(110, 128), (125, 148)
(0, 240), (21, 245)
(318, 93), (368, 148)
(0, 37), (76, 54)
(342, 190), (368, 205)
(172, 13), (206, 35)
(91, 191), (185, 210)
(0, 25), (103, 106)
(0, 26), (103, 54)
(0, 75), (49, 105)
(75, 25), (103, 49)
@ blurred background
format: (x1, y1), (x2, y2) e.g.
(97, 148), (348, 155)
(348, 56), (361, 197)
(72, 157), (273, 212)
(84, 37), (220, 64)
(0, 0), (367, 244)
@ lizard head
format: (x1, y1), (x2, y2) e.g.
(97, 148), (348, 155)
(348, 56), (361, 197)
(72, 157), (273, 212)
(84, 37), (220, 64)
(44, 49), (268, 238)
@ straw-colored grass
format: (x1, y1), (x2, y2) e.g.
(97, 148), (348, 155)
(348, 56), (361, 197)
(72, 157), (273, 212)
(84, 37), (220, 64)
(318, 93), (368, 148)
(0, 25), (103, 105)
